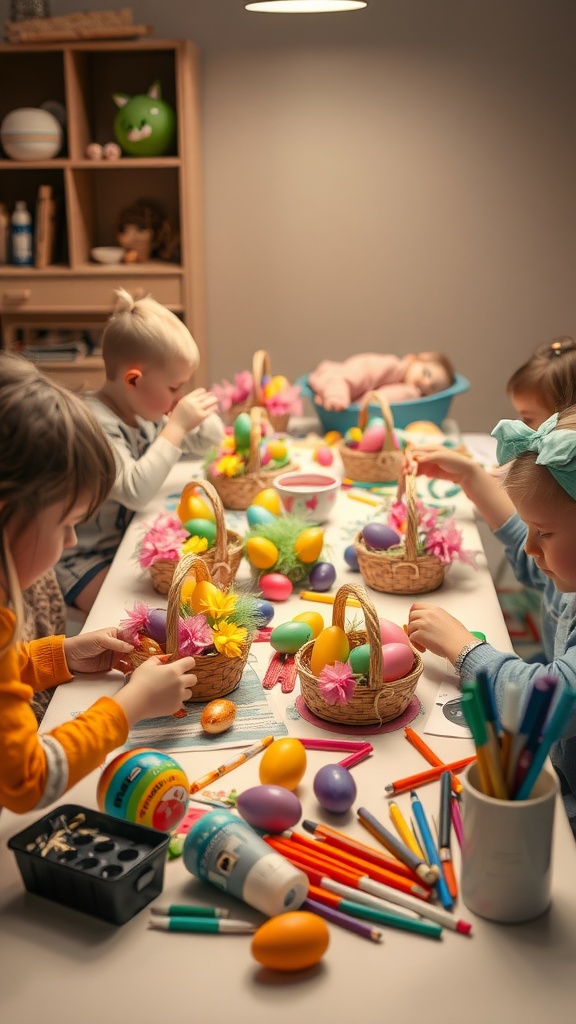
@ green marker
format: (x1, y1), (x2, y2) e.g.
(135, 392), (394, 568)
(148, 916), (256, 934)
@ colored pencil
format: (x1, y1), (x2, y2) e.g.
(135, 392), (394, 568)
(307, 885), (442, 939)
(297, 738), (373, 752)
(300, 590), (361, 607)
(515, 685), (576, 800)
(338, 745), (373, 769)
(463, 678), (508, 798)
(505, 677), (551, 793)
(302, 897), (383, 942)
(150, 904), (229, 918)
(300, 819), (420, 881)
(450, 795), (463, 848)
(384, 755), (476, 795)
(438, 771), (458, 899)
(404, 727), (463, 795)
(511, 675), (556, 796)
(410, 791), (453, 911)
(188, 735), (274, 794)
(148, 917), (256, 933)
(460, 690), (495, 796)
(357, 806), (440, 887)
(500, 677), (526, 784)
(388, 800), (425, 859)
(346, 492), (381, 507)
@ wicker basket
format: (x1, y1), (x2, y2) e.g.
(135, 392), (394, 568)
(354, 474), (446, 595)
(131, 554), (251, 702)
(337, 391), (403, 484)
(207, 406), (298, 511)
(148, 479), (244, 595)
(224, 350), (290, 433)
(295, 582), (423, 726)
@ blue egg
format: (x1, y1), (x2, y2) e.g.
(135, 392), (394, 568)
(308, 561), (336, 592)
(254, 598), (275, 626)
(247, 504), (277, 527)
(313, 764), (357, 814)
(344, 544), (360, 571)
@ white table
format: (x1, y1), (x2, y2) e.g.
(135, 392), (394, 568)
(1, 453), (575, 1024)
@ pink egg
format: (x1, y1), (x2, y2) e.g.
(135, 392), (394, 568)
(315, 446), (334, 467)
(379, 618), (411, 648)
(358, 425), (385, 452)
(382, 642), (415, 682)
(259, 572), (294, 602)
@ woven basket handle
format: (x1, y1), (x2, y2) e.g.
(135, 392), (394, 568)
(246, 405), (265, 473)
(165, 553), (211, 656)
(180, 478), (228, 565)
(358, 391), (397, 453)
(331, 583), (383, 690)
(396, 472), (419, 561)
(252, 349), (272, 406)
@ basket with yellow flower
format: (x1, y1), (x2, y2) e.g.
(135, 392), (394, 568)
(119, 554), (258, 701)
(205, 406), (298, 511)
(211, 349), (303, 433)
(137, 479), (244, 596)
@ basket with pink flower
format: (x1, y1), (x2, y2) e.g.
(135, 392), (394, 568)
(137, 479), (244, 596)
(337, 391), (404, 484)
(206, 406), (298, 511)
(353, 473), (477, 595)
(211, 349), (303, 434)
(120, 553), (257, 701)
(295, 582), (423, 726)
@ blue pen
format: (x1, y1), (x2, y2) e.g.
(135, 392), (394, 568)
(410, 791), (454, 910)
(511, 675), (557, 795)
(515, 686), (576, 800)
(506, 677), (553, 791)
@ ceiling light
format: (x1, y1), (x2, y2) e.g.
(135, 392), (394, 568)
(245, 1), (367, 12)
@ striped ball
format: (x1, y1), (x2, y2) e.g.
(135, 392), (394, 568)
(97, 748), (189, 832)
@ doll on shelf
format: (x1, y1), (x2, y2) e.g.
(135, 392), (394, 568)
(115, 198), (180, 264)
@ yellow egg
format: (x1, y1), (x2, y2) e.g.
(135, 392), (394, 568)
(259, 737), (307, 790)
(177, 491), (215, 524)
(295, 527), (324, 563)
(267, 439), (288, 461)
(251, 912), (329, 972)
(181, 578), (197, 605)
(310, 625), (350, 676)
(292, 610), (324, 639)
(190, 579), (221, 615)
(252, 488), (282, 516)
(263, 374), (289, 399)
(246, 536), (279, 570)
(323, 430), (341, 446)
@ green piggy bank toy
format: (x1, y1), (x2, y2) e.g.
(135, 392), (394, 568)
(112, 81), (176, 157)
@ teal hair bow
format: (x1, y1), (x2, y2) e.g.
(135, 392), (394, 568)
(491, 413), (576, 500)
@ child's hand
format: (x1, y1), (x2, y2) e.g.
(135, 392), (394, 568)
(170, 388), (219, 433)
(114, 656), (197, 725)
(403, 445), (475, 485)
(407, 602), (476, 664)
(64, 628), (134, 674)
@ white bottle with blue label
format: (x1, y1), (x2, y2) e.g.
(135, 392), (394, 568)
(11, 201), (33, 267)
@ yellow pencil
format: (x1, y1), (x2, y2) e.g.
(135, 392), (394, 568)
(300, 591), (362, 608)
(388, 801), (425, 860)
(347, 492), (381, 507)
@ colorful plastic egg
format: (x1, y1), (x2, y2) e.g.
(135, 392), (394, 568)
(190, 579), (221, 615)
(314, 445), (334, 467)
(344, 544), (360, 571)
(345, 426), (362, 448)
(233, 412), (252, 450)
(247, 503), (276, 527)
(97, 748), (189, 831)
(246, 536), (279, 570)
(348, 643), (370, 676)
(313, 764), (357, 814)
(379, 618), (412, 648)
(147, 608), (167, 644)
(259, 444), (272, 467)
(308, 561), (336, 592)
(181, 578), (196, 605)
(310, 625), (350, 676)
(183, 518), (217, 547)
(254, 598), (275, 626)
(267, 439), (288, 462)
(134, 635), (165, 658)
(382, 642), (414, 682)
(259, 737), (307, 790)
(236, 784), (302, 833)
(251, 912), (329, 972)
(323, 430), (341, 446)
(362, 522), (400, 551)
(358, 424), (385, 452)
(252, 488), (282, 517)
(366, 416), (385, 430)
(177, 491), (214, 524)
(270, 621), (313, 654)
(295, 527), (324, 563)
(292, 610), (324, 639)
(259, 572), (293, 602)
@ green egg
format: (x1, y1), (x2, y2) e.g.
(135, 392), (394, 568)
(234, 412), (252, 450)
(270, 621), (313, 655)
(183, 518), (217, 547)
(366, 416), (385, 430)
(349, 644), (371, 675)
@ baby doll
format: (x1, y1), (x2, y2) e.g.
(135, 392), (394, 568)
(115, 198), (179, 264)
(309, 351), (455, 410)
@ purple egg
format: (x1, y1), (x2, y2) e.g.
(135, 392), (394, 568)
(308, 561), (336, 592)
(147, 608), (167, 644)
(362, 522), (400, 551)
(344, 544), (360, 571)
(313, 764), (357, 814)
(236, 784), (302, 833)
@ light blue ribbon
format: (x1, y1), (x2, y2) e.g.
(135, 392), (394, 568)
(491, 413), (576, 500)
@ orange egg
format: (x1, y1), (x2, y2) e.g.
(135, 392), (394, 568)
(190, 579), (221, 615)
(292, 610), (324, 639)
(252, 488), (282, 516)
(295, 527), (324, 563)
(246, 536), (279, 570)
(310, 625), (350, 676)
(259, 737), (307, 790)
(177, 491), (215, 524)
(181, 578), (197, 605)
(251, 912), (329, 972)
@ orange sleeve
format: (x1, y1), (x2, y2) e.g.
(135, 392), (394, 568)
(18, 633), (72, 692)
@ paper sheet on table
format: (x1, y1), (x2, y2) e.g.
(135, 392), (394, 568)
(423, 675), (472, 739)
(124, 661), (288, 753)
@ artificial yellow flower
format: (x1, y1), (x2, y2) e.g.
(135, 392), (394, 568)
(181, 535), (209, 555)
(220, 435), (237, 452)
(201, 589), (237, 621)
(215, 454), (244, 478)
(212, 620), (248, 658)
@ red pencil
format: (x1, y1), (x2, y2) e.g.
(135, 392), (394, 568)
(384, 755), (477, 795)
(286, 827), (420, 884)
(338, 745), (373, 769)
(300, 819), (418, 881)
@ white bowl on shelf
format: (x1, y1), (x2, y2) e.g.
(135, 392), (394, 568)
(90, 246), (124, 265)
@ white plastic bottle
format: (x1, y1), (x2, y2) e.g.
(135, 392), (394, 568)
(11, 200), (33, 267)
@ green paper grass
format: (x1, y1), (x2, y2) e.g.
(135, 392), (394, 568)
(244, 513), (323, 584)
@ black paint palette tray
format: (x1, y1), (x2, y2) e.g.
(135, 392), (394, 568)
(8, 803), (170, 925)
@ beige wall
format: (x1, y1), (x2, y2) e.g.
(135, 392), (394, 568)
(50, 1), (576, 431)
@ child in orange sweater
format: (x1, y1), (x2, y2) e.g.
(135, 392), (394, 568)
(0, 353), (197, 814)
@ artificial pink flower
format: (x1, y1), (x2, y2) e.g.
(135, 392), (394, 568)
(139, 514), (188, 568)
(318, 661), (356, 705)
(387, 500), (408, 533)
(118, 602), (151, 646)
(425, 520), (478, 568)
(212, 372), (253, 413)
(178, 614), (214, 656)
(265, 383), (303, 417)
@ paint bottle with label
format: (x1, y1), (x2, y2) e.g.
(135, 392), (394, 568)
(183, 809), (308, 916)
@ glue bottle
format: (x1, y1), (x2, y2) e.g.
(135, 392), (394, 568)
(183, 809), (309, 916)
(11, 200), (33, 267)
